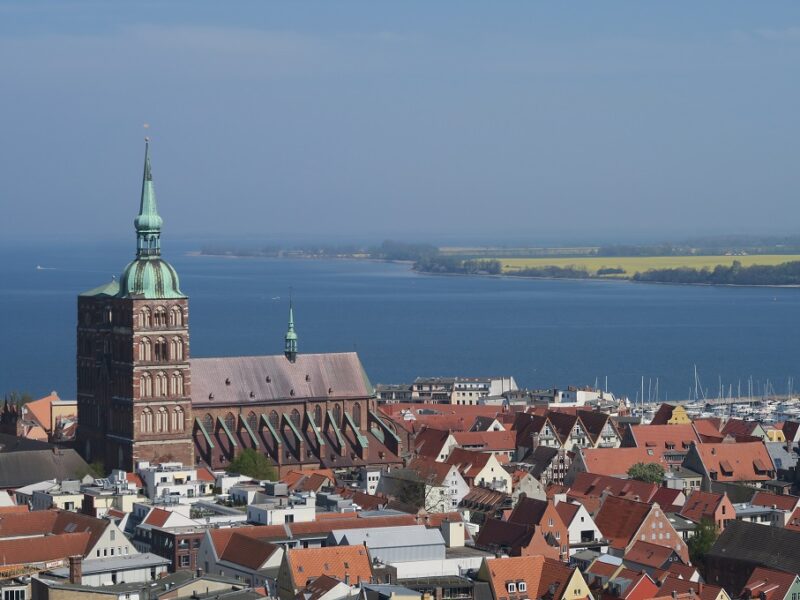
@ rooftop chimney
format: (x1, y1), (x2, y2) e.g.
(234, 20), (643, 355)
(68, 555), (83, 585)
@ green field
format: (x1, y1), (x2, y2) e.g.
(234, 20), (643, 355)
(498, 254), (800, 277)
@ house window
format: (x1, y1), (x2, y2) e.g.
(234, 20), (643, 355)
(518, 582), (527, 592)
(180, 555), (191, 567)
(507, 583), (517, 593)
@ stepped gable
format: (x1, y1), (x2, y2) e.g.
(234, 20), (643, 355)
(191, 352), (372, 405)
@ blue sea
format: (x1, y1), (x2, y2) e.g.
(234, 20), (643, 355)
(2, 240), (800, 402)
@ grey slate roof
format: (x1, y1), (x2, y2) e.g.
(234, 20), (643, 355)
(190, 352), (374, 406)
(707, 519), (800, 574)
(0, 448), (90, 489)
(766, 441), (798, 471)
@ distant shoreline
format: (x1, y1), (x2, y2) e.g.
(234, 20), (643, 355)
(189, 251), (800, 288)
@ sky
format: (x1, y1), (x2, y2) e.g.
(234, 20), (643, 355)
(1, 2), (799, 246)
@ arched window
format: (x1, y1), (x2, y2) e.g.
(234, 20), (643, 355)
(155, 337), (168, 362)
(352, 402), (362, 428)
(224, 412), (235, 432)
(247, 411), (257, 431)
(157, 406), (168, 432)
(202, 413), (213, 432)
(170, 337), (183, 361)
(269, 410), (279, 428)
(314, 405), (322, 426)
(333, 404), (342, 426)
(290, 408), (301, 427)
(154, 371), (167, 397)
(154, 306), (167, 327)
(140, 372), (152, 398)
(169, 306), (183, 328)
(172, 406), (184, 431)
(139, 338), (152, 362)
(140, 407), (153, 433)
(140, 307), (152, 328)
(170, 371), (184, 396)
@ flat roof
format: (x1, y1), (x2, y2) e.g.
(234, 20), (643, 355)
(49, 553), (170, 577)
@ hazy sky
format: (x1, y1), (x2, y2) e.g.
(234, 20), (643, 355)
(2, 2), (799, 245)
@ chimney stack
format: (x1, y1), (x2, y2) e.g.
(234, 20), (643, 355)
(68, 555), (83, 585)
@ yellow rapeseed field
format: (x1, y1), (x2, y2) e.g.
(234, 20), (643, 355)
(498, 255), (800, 277)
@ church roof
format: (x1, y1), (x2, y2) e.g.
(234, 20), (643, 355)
(190, 352), (374, 406)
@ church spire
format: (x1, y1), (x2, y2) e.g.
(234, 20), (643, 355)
(134, 138), (163, 258)
(284, 298), (298, 363)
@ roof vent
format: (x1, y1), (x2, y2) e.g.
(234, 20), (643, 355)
(249, 391), (255, 398)
(305, 374), (311, 382)
(290, 389), (295, 396)
(208, 393), (214, 400)
(266, 376), (271, 383)
(328, 387), (333, 394)
(225, 378), (231, 386)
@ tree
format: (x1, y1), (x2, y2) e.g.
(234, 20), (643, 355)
(688, 518), (718, 568)
(227, 449), (278, 481)
(627, 462), (665, 484)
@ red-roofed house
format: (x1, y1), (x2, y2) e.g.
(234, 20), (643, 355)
(624, 540), (684, 574)
(413, 427), (457, 462)
(682, 442), (775, 489)
(751, 491), (800, 514)
(594, 496), (689, 563)
(742, 567), (800, 600)
(679, 490), (734, 531)
(566, 447), (671, 485)
(555, 500), (604, 555)
(656, 575), (730, 600)
(444, 448), (512, 493)
(277, 545), (372, 600)
(477, 555), (592, 600)
(452, 430), (516, 460)
(199, 525), (284, 588)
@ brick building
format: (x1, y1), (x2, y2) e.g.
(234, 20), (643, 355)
(76, 142), (403, 475)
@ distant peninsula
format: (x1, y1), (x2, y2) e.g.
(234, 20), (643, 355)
(198, 238), (800, 287)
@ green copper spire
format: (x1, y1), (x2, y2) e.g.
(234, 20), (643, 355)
(134, 139), (163, 257)
(117, 139), (185, 300)
(284, 300), (298, 362)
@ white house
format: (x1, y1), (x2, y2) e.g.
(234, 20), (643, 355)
(137, 462), (214, 501)
(247, 493), (316, 525)
(555, 500), (605, 556)
(198, 526), (284, 589)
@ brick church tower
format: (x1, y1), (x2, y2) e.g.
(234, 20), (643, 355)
(77, 141), (194, 471)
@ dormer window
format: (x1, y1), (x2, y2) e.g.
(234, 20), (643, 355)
(518, 582), (527, 592)
(507, 583), (517, 593)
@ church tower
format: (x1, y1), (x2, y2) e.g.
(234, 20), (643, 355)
(77, 141), (194, 471)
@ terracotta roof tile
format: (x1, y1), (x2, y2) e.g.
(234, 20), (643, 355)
(0, 531), (91, 566)
(658, 575), (726, 600)
(693, 442), (774, 482)
(624, 541), (675, 568)
(569, 472), (659, 503)
(220, 532), (279, 570)
(751, 491), (800, 513)
(594, 496), (652, 550)
(287, 545), (372, 589)
(143, 507), (171, 527)
(743, 567), (799, 600)
(679, 491), (724, 524)
(580, 447), (671, 478)
(482, 555), (576, 600)
(452, 430), (515, 451)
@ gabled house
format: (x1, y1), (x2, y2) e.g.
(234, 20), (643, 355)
(623, 540), (683, 575)
(657, 575), (731, 600)
(741, 567), (800, 600)
(649, 404), (691, 425)
(277, 545), (373, 600)
(682, 442), (775, 490)
(452, 430), (516, 460)
(623, 424), (701, 469)
(554, 500), (604, 555)
(473, 516), (562, 560)
(605, 567), (659, 600)
(750, 491), (800, 516)
(412, 427), (457, 462)
(510, 469), (547, 503)
(198, 525), (284, 589)
(459, 487), (513, 525)
(507, 497), (569, 560)
(444, 448), (512, 493)
(521, 446), (574, 486)
(567, 472), (659, 512)
(594, 496), (689, 563)
(405, 458), (470, 510)
(679, 490), (734, 532)
(720, 419), (768, 442)
(477, 554), (592, 600)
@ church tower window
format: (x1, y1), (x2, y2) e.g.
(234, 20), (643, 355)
(154, 337), (168, 362)
(290, 409), (301, 427)
(157, 406), (168, 432)
(154, 371), (168, 397)
(172, 406), (184, 431)
(154, 306), (167, 327)
(169, 306), (183, 327)
(140, 372), (153, 398)
(333, 404), (342, 426)
(141, 407), (153, 433)
(269, 410), (279, 428)
(352, 403), (362, 428)
(140, 307), (152, 328)
(170, 337), (183, 361)
(170, 371), (184, 396)
(139, 338), (152, 362)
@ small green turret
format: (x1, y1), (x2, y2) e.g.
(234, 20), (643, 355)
(284, 302), (298, 362)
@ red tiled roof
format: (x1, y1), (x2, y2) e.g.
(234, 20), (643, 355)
(444, 447), (494, 479)
(508, 497), (553, 527)
(196, 467), (216, 482)
(408, 457), (458, 486)
(482, 555), (576, 600)
(0, 531), (91, 566)
(721, 419), (761, 437)
(555, 502), (581, 527)
(126, 473), (144, 488)
(287, 545), (372, 589)
(679, 490), (724, 524)
(693, 442), (774, 482)
(594, 496), (651, 550)
(143, 507), (171, 527)
(649, 404), (679, 426)
(629, 424), (700, 451)
(580, 447), (671, 478)
(624, 541), (675, 568)
(651, 487), (683, 513)
(658, 575), (726, 600)
(751, 491), (800, 513)
(23, 392), (60, 430)
(569, 472), (659, 503)
(413, 428), (453, 459)
(220, 532), (279, 570)
(743, 567), (799, 600)
(785, 507), (800, 532)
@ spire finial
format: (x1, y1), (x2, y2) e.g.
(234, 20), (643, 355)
(134, 136), (162, 257)
(284, 291), (298, 363)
